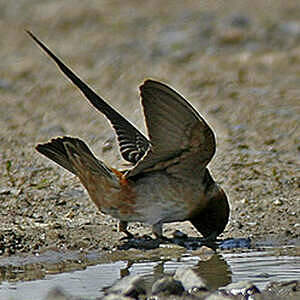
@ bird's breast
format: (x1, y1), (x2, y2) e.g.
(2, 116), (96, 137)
(131, 172), (209, 224)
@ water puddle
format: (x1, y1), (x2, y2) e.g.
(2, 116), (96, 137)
(0, 240), (299, 299)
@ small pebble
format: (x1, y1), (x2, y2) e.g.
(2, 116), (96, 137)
(220, 281), (260, 297)
(105, 275), (146, 298)
(152, 276), (184, 295)
(174, 267), (208, 292)
(273, 198), (283, 206)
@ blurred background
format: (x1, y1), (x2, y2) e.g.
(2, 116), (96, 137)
(0, 0), (299, 253)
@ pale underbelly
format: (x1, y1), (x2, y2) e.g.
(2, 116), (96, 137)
(100, 173), (206, 225)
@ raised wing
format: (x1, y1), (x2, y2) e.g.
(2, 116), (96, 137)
(126, 80), (216, 178)
(27, 31), (149, 164)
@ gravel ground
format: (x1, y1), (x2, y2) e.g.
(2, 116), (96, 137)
(0, 0), (299, 256)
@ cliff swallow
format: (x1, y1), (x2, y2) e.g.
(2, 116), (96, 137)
(27, 31), (229, 240)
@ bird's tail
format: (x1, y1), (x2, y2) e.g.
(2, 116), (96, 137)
(36, 136), (120, 187)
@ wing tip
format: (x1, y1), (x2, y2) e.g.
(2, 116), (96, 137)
(26, 30), (44, 49)
(140, 79), (164, 91)
(140, 79), (181, 97)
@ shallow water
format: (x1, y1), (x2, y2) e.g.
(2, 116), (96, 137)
(0, 243), (299, 299)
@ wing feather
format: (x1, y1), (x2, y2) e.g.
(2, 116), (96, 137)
(27, 31), (149, 164)
(126, 80), (216, 178)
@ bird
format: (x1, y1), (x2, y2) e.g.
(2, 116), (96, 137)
(27, 31), (229, 240)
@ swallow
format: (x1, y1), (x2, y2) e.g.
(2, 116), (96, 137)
(27, 31), (229, 240)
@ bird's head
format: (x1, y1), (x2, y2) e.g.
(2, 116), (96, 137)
(190, 185), (229, 240)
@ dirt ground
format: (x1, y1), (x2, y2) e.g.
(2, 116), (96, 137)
(0, 0), (299, 256)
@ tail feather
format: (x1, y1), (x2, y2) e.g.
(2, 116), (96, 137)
(36, 137), (119, 185)
(36, 137), (77, 174)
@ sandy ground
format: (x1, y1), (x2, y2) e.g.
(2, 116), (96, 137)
(0, 0), (299, 256)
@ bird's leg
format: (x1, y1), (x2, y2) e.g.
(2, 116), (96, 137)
(152, 222), (164, 239)
(119, 220), (134, 239)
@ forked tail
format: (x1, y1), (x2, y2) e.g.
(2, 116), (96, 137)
(36, 137), (119, 187)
